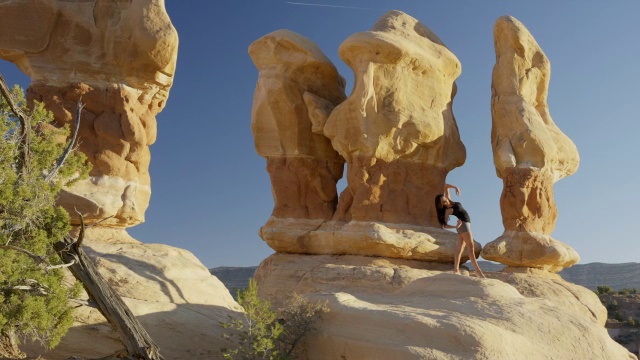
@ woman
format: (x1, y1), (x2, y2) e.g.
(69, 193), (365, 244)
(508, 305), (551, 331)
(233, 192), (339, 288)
(434, 184), (486, 278)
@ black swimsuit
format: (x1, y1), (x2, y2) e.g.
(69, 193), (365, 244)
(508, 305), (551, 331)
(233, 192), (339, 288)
(450, 202), (470, 223)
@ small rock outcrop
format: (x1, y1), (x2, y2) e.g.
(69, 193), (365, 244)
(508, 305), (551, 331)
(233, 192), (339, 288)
(0, 0), (178, 227)
(481, 16), (580, 272)
(253, 11), (477, 263)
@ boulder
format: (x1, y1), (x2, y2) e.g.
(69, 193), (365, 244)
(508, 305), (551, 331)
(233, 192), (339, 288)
(255, 253), (636, 360)
(482, 16), (580, 272)
(23, 228), (243, 360)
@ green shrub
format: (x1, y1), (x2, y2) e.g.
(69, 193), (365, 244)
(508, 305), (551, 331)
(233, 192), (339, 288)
(220, 279), (329, 360)
(0, 83), (88, 353)
(597, 285), (613, 295)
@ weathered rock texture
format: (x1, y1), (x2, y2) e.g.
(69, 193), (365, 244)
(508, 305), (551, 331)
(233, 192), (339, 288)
(23, 228), (243, 360)
(255, 254), (637, 360)
(249, 30), (346, 220)
(481, 16), (580, 272)
(251, 11), (475, 263)
(0, 0), (178, 227)
(323, 10), (465, 226)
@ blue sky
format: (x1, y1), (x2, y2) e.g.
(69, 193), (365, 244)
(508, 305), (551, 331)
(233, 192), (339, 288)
(1, 1), (639, 268)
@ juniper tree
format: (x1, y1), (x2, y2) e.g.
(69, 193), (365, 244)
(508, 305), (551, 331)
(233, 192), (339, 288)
(0, 80), (88, 357)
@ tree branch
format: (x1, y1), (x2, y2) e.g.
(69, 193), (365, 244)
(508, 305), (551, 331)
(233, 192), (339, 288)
(45, 99), (84, 182)
(0, 244), (45, 264)
(0, 72), (31, 178)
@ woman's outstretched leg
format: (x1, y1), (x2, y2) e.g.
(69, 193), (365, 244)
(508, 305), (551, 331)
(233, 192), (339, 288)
(453, 236), (465, 274)
(463, 232), (485, 278)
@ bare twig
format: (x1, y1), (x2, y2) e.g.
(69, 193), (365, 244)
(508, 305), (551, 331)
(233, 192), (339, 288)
(45, 99), (84, 182)
(88, 215), (115, 228)
(45, 259), (76, 270)
(0, 72), (31, 178)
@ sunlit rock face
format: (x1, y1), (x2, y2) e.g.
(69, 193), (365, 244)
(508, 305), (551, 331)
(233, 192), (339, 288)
(324, 10), (465, 226)
(255, 254), (636, 360)
(251, 11), (475, 263)
(22, 229), (243, 360)
(481, 16), (580, 272)
(0, 0), (178, 227)
(249, 29), (346, 221)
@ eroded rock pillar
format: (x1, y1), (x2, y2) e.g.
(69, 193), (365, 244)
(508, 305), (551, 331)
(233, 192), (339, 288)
(248, 30), (346, 222)
(254, 11), (478, 263)
(481, 16), (580, 272)
(324, 11), (466, 227)
(0, 0), (178, 227)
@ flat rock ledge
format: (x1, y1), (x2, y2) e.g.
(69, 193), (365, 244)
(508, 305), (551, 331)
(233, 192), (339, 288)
(259, 217), (481, 262)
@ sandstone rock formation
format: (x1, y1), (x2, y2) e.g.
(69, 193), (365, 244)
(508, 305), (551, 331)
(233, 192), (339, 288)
(323, 10), (465, 226)
(255, 254), (637, 360)
(252, 11), (478, 263)
(1, 2), (246, 359)
(249, 29), (346, 221)
(0, 0), (178, 227)
(481, 16), (580, 272)
(23, 229), (244, 360)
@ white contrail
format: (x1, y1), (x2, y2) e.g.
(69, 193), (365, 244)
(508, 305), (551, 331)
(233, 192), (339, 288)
(285, 2), (381, 10)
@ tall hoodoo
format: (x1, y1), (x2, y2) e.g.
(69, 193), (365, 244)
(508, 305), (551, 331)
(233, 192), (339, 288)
(324, 10), (465, 226)
(248, 29), (347, 221)
(481, 16), (580, 272)
(251, 11), (476, 264)
(0, 0), (178, 227)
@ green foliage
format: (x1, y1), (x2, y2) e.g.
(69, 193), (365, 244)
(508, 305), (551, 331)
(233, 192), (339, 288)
(614, 311), (624, 322)
(627, 316), (638, 327)
(220, 278), (285, 359)
(220, 280), (330, 360)
(0, 84), (88, 349)
(597, 285), (613, 295)
(617, 288), (639, 296)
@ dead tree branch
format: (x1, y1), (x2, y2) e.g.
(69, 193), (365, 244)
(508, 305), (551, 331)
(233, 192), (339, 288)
(0, 73), (31, 178)
(54, 214), (164, 360)
(45, 100), (84, 182)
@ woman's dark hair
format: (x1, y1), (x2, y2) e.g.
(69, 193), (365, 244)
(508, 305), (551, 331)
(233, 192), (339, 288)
(434, 194), (447, 226)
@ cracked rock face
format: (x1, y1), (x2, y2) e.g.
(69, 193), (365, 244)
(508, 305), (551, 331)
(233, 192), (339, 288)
(481, 16), (580, 272)
(0, 0), (178, 227)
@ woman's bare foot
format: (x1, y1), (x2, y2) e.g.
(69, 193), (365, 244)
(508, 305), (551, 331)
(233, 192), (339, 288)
(453, 270), (461, 275)
(475, 270), (486, 278)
